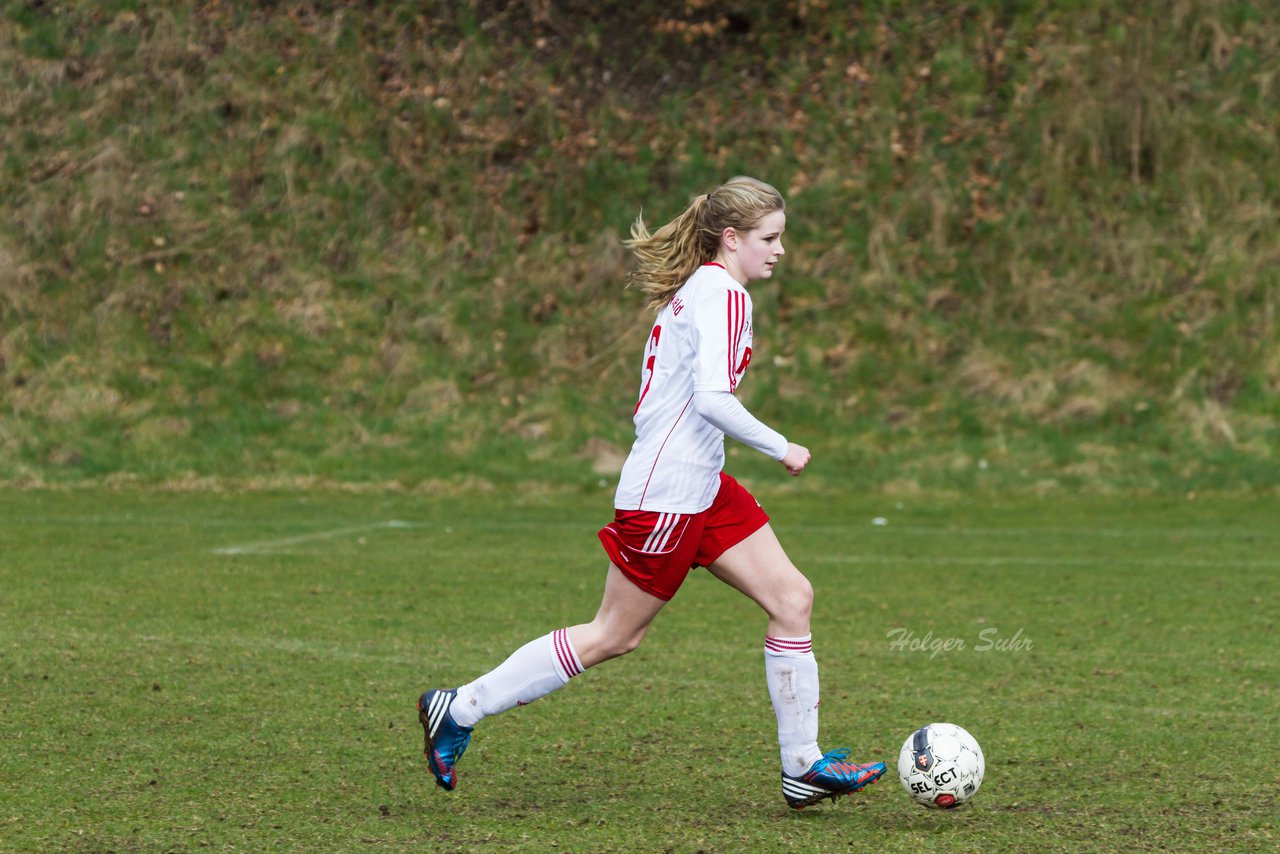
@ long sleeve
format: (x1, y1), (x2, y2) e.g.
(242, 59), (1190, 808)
(693, 390), (788, 461)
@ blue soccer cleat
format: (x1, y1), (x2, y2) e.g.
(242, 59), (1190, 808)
(781, 749), (886, 809)
(418, 689), (473, 791)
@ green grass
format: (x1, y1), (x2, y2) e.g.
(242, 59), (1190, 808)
(3, 2), (1279, 489)
(3, 5), (1276, 846)
(2, 486), (1276, 851)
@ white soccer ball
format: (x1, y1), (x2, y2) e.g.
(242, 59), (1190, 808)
(897, 722), (985, 809)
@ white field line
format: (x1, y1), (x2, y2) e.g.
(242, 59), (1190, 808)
(813, 553), (1280, 570)
(137, 632), (423, 666)
(797, 523), (1280, 540)
(384, 520), (1280, 541)
(211, 520), (415, 555)
(7, 512), (1278, 542)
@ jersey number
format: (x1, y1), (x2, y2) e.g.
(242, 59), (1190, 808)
(634, 324), (662, 414)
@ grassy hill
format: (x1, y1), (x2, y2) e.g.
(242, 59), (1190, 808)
(2, 1), (1278, 493)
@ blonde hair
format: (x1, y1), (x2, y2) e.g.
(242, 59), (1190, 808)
(625, 176), (785, 312)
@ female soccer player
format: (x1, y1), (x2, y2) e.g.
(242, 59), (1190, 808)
(419, 176), (885, 808)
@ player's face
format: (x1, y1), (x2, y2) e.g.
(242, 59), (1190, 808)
(735, 209), (786, 283)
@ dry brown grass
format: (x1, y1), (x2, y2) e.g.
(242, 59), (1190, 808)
(2, 2), (1277, 488)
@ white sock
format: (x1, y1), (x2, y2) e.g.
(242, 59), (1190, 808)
(764, 635), (824, 777)
(450, 628), (584, 728)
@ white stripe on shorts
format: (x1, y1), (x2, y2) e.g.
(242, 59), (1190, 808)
(642, 513), (682, 554)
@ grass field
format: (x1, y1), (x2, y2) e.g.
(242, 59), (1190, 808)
(2, 485), (1276, 852)
(5, 5), (1277, 850)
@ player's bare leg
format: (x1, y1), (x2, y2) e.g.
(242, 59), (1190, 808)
(567, 563), (668, 668)
(708, 523), (886, 807)
(420, 563), (665, 791)
(705, 523), (812, 637)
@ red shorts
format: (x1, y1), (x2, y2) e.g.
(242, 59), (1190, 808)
(597, 472), (770, 601)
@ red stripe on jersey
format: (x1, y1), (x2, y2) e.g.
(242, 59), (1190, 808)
(727, 291), (745, 393)
(732, 290), (742, 391)
(727, 292), (735, 392)
(736, 292), (746, 381)
(738, 292), (747, 386)
(636, 394), (694, 509)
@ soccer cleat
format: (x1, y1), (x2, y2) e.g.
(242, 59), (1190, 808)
(781, 749), (886, 809)
(418, 689), (473, 791)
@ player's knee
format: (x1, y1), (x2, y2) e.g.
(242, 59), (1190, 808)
(611, 626), (647, 657)
(777, 573), (813, 623)
(593, 623), (646, 661)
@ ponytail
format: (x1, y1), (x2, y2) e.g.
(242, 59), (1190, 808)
(625, 176), (785, 312)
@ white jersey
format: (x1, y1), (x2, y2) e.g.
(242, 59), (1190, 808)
(614, 264), (778, 513)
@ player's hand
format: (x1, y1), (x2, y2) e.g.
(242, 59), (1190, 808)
(780, 442), (810, 476)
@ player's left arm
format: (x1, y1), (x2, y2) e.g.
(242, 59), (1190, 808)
(693, 390), (787, 459)
(690, 283), (807, 472)
(693, 392), (809, 475)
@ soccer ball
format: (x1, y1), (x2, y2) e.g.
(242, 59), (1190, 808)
(897, 722), (985, 809)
